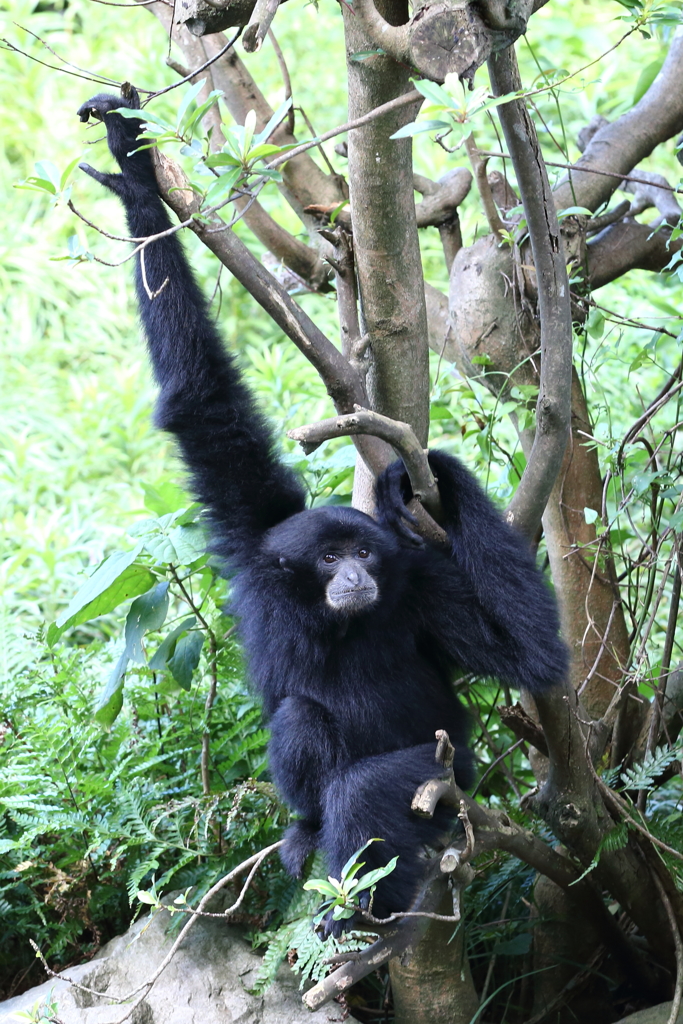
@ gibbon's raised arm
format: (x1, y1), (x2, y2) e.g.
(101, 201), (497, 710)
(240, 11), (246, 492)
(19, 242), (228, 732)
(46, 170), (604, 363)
(77, 90), (305, 567)
(376, 452), (568, 693)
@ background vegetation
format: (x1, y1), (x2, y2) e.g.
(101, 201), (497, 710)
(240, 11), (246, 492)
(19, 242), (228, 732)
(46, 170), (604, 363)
(1, 0), (683, 1019)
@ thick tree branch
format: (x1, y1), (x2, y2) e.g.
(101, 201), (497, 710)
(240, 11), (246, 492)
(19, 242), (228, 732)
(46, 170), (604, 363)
(553, 31), (683, 214)
(589, 219), (682, 290)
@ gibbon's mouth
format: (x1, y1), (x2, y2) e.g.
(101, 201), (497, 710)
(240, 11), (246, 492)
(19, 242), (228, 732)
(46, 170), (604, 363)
(326, 586), (378, 614)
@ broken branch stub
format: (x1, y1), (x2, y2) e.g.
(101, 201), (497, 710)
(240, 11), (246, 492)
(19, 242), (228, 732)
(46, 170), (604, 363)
(352, 0), (533, 84)
(175, 0), (289, 37)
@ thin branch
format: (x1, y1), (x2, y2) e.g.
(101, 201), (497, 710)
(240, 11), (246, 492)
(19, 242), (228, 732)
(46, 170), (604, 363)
(30, 842), (283, 1010)
(267, 89), (423, 170)
(464, 134), (504, 240)
(268, 29), (294, 134)
(0, 36), (122, 87)
(145, 28), (242, 102)
(15, 24), (123, 85)
(471, 738), (525, 797)
(480, 151), (683, 197)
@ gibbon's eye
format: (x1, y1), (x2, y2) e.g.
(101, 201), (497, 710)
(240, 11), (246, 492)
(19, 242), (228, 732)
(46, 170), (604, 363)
(323, 553), (338, 564)
(358, 548), (370, 559)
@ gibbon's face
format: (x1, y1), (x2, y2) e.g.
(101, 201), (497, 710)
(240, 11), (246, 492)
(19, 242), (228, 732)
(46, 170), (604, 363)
(263, 506), (399, 618)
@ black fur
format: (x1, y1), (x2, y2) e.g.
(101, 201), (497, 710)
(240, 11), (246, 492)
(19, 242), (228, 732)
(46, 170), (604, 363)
(78, 91), (568, 932)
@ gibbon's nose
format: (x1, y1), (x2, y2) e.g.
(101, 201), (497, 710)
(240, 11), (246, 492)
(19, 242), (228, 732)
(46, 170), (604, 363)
(345, 569), (360, 586)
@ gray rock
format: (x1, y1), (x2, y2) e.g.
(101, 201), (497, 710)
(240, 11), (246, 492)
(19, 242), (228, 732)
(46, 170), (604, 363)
(0, 908), (357, 1024)
(616, 1003), (683, 1024)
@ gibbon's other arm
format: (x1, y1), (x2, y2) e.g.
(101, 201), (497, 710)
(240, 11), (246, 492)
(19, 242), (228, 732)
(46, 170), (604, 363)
(376, 452), (568, 693)
(77, 90), (305, 567)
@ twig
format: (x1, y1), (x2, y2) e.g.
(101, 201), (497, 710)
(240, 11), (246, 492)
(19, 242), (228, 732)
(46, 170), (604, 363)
(267, 90), (422, 170)
(151, 151), (371, 422)
(19, 24), (123, 84)
(145, 28), (242, 102)
(139, 248), (169, 300)
(481, 151), (683, 197)
(0, 36), (122, 87)
(652, 873), (683, 1024)
(268, 29), (294, 134)
(472, 738), (525, 797)
(464, 133), (504, 240)
(30, 842), (282, 1010)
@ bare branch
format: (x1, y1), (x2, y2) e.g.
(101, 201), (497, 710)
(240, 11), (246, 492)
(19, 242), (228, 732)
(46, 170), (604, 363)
(414, 167), (472, 228)
(288, 409), (443, 521)
(553, 31), (683, 213)
(589, 220), (682, 290)
(242, 0), (279, 52)
(464, 134), (505, 240)
(266, 89), (423, 171)
(30, 842), (283, 1013)
(489, 47), (572, 541)
(498, 701), (549, 756)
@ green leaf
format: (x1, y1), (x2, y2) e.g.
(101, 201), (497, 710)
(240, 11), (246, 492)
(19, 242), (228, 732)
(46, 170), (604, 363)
(412, 78), (453, 106)
(247, 143), (287, 161)
(587, 310), (605, 339)
(390, 119), (451, 140)
(303, 878), (341, 898)
(557, 206), (592, 219)
(50, 547), (155, 640)
(148, 617), (196, 671)
(142, 482), (189, 516)
(180, 88), (224, 136)
(124, 582), (170, 664)
(136, 890), (158, 905)
(332, 905), (356, 920)
(634, 59), (664, 104)
(167, 630), (204, 689)
(242, 109), (257, 159)
(253, 97), (293, 146)
(35, 160), (61, 189)
(204, 168), (242, 207)
(340, 838), (382, 882)
(348, 856), (399, 896)
(494, 933), (532, 956)
(168, 523), (206, 564)
(15, 176), (57, 195)
(114, 106), (171, 130)
(349, 48), (385, 61)
(175, 79), (207, 133)
(94, 650), (128, 726)
(60, 155), (83, 190)
(205, 153), (242, 169)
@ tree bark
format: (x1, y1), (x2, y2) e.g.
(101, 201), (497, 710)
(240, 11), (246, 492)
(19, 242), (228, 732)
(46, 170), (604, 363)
(343, 0), (430, 449)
